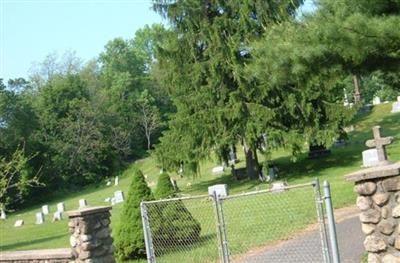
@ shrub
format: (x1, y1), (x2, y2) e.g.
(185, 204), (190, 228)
(114, 167), (153, 260)
(154, 172), (176, 199)
(151, 173), (201, 251)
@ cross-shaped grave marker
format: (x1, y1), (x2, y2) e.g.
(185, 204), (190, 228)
(365, 126), (393, 166)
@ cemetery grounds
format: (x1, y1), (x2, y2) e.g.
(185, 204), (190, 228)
(0, 103), (399, 262)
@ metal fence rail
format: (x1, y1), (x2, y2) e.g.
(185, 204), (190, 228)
(141, 180), (338, 263)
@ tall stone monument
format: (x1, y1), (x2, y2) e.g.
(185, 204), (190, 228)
(345, 126), (399, 263)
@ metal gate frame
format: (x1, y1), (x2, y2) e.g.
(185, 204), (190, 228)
(141, 179), (340, 263)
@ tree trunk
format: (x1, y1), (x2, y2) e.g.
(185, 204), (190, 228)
(353, 74), (362, 103)
(243, 141), (261, 180)
(146, 133), (151, 150)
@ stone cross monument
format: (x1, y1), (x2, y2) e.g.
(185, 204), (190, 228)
(365, 126), (393, 166)
(345, 127), (399, 263)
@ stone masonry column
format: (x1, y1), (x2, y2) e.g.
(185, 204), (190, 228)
(67, 206), (115, 263)
(345, 126), (399, 263)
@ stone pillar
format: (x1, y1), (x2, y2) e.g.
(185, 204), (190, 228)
(345, 163), (400, 263)
(67, 206), (115, 263)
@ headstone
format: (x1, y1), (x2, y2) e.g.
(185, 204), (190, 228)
(228, 146), (239, 165)
(114, 176), (119, 186)
(208, 184), (228, 197)
(334, 138), (346, 147)
(212, 166), (225, 175)
(159, 168), (164, 174)
(79, 199), (88, 209)
(106, 180), (111, 186)
(362, 149), (380, 167)
(271, 182), (288, 193)
(14, 219), (24, 227)
(269, 168), (276, 181)
(104, 197), (111, 203)
(391, 96), (400, 113)
(170, 179), (179, 191)
(0, 209), (6, 220)
(42, 205), (49, 215)
(35, 212), (44, 224)
(114, 190), (124, 204)
(57, 202), (65, 213)
(364, 126), (393, 166)
(52, 211), (62, 221)
(111, 197), (116, 206)
(372, 96), (381, 105)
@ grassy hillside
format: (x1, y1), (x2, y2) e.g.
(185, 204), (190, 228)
(0, 103), (399, 254)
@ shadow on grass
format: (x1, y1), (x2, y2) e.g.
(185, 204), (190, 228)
(0, 233), (68, 251)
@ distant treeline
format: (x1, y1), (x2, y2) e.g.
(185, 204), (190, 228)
(0, 24), (171, 209)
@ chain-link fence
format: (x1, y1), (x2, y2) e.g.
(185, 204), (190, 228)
(141, 180), (338, 263)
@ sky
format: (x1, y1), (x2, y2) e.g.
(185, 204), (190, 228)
(1, 0), (315, 82)
(1, 0), (163, 81)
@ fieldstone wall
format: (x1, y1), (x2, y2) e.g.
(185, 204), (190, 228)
(0, 206), (115, 263)
(68, 206), (115, 263)
(346, 163), (400, 263)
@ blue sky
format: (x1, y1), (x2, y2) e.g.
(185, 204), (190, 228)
(1, 0), (163, 81)
(1, 0), (315, 82)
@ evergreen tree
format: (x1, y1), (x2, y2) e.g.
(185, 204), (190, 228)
(151, 172), (201, 251)
(114, 168), (153, 260)
(153, 0), (304, 179)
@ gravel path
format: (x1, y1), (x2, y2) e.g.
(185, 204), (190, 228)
(238, 213), (364, 263)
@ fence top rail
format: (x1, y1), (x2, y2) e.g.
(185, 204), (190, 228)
(141, 194), (210, 204)
(219, 181), (315, 200)
(141, 181), (316, 205)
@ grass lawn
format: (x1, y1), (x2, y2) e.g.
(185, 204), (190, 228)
(0, 103), (399, 261)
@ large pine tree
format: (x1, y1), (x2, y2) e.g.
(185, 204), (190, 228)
(152, 0), (304, 179)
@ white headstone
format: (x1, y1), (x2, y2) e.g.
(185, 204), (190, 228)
(362, 149), (380, 167)
(271, 182), (288, 193)
(57, 202), (65, 213)
(53, 211), (62, 221)
(79, 199), (88, 209)
(42, 205), (49, 215)
(208, 184), (228, 197)
(104, 197), (111, 203)
(372, 97), (381, 105)
(212, 166), (225, 175)
(106, 181), (112, 186)
(391, 100), (400, 113)
(111, 197), (116, 206)
(114, 176), (119, 186)
(14, 219), (24, 227)
(0, 209), (6, 220)
(35, 212), (44, 224)
(114, 190), (124, 204)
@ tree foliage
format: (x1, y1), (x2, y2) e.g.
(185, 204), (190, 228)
(114, 168), (153, 260)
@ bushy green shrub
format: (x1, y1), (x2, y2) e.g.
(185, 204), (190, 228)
(151, 173), (201, 250)
(114, 167), (153, 260)
(154, 172), (176, 199)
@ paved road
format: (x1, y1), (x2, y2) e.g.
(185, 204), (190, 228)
(239, 215), (364, 263)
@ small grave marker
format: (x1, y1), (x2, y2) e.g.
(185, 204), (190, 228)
(42, 205), (49, 215)
(271, 182), (288, 193)
(391, 96), (400, 113)
(114, 176), (119, 186)
(106, 180), (111, 186)
(372, 96), (381, 105)
(208, 184), (228, 197)
(114, 190), (124, 204)
(212, 166), (224, 175)
(14, 219), (24, 227)
(362, 149), (379, 167)
(52, 211), (62, 222)
(57, 202), (65, 213)
(104, 197), (111, 203)
(79, 199), (88, 209)
(0, 209), (6, 220)
(35, 212), (44, 224)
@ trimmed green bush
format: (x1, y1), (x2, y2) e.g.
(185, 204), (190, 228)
(151, 173), (201, 251)
(154, 172), (176, 199)
(114, 167), (153, 260)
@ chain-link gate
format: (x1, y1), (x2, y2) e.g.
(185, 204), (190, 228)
(141, 179), (339, 263)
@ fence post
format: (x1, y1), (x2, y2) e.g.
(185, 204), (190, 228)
(212, 191), (230, 263)
(323, 181), (340, 263)
(313, 178), (331, 263)
(141, 202), (156, 263)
